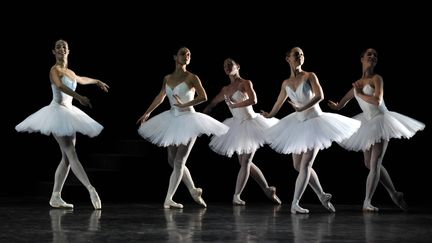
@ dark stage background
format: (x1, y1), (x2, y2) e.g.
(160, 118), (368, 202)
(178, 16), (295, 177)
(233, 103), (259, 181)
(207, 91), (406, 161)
(3, 3), (430, 207)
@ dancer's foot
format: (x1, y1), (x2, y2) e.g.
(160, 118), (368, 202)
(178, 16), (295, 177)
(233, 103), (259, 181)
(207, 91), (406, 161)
(88, 186), (102, 210)
(390, 192), (408, 211)
(50, 192), (74, 209)
(190, 188), (207, 207)
(233, 195), (246, 206)
(291, 203), (309, 214)
(363, 202), (379, 212)
(264, 186), (282, 205)
(319, 193), (336, 213)
(164, 199), (184, 209)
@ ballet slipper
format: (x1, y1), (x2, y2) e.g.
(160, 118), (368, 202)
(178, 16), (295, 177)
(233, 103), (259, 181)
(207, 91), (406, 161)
(49, 192), (74, 209)
(319, 193), (336, 213)
(164, 199), (184, 209)
(291, 203), (309, 214)
(88, 186), (102, 210)
(391, 192), (408, 211)
(232, 195), (246, 206)
(264, 186), (282, 205)
(363, 203), (379, 212)
(190, 188), (207, 207)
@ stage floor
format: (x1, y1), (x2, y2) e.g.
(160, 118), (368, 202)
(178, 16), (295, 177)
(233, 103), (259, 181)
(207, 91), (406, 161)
(1, 199), (431, 242)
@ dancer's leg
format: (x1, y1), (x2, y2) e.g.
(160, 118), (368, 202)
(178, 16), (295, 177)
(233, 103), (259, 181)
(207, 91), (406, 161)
(291, 148), (318, 214)
(167, 139), (206, 207)
(164, 138), (196, 209)
(248, 154), (281, 204)
(232, 152), (253, 205)
(363, 141), (385, 212)
(50, 136), (73, 208)
(53, 135), (101, 209)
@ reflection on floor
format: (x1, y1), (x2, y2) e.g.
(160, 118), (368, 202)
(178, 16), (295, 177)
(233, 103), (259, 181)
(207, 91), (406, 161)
(1, 201), (432, 242)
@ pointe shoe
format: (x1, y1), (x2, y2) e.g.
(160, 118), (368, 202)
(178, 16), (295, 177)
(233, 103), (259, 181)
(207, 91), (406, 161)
(319, 193), (336, 213)
(190, 188), (207, 207)
(391, 192), (408, 211)
(164, 200), (184, 209)
(50, 193), (74, 209)
(291, 204), (309, 214)
(88, 187), (102, 210)
(363, 204), (379, 212)
(264, 186), (282, 205)
(233, 195), (246, 206)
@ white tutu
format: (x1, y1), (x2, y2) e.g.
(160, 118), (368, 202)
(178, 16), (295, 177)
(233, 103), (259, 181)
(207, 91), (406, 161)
(339, 111), (425, 151)
(139, 82), (228, 147)
(15, 76), (103, 137)
(266, 80), (361, 154)
(339, 85), (424, 151)
(266, 111), (361, 154)
(16, 101), (103, 137)
(138, 109), (229, 147)
(209, 114), (279, 157)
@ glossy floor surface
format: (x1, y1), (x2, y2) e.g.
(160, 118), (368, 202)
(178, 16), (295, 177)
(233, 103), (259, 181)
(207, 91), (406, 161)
(1, 200), (432, 242)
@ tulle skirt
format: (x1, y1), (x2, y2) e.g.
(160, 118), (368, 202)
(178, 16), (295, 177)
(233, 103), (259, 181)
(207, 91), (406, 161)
(339, 111), (425, 151)
(15, 101), (103, 137)
(266, 112), (361, 154)
(209, 115), (279, 157)
(138, 109), (229, 147)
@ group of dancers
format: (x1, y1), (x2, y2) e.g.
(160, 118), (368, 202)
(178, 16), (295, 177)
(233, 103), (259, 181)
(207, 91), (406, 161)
(15, 40), (425, 214)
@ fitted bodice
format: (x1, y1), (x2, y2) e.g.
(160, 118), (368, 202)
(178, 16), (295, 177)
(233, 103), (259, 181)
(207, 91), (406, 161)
(228, 91), (257, 120)
(51, 76), (77, 107)
(355, 84), (388, 120)
(165, 82), (195, 116)
(285, 80), (322, 121)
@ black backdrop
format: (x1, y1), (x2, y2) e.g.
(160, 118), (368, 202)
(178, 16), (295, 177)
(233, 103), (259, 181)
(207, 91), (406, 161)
(3, 3), (430, 206)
